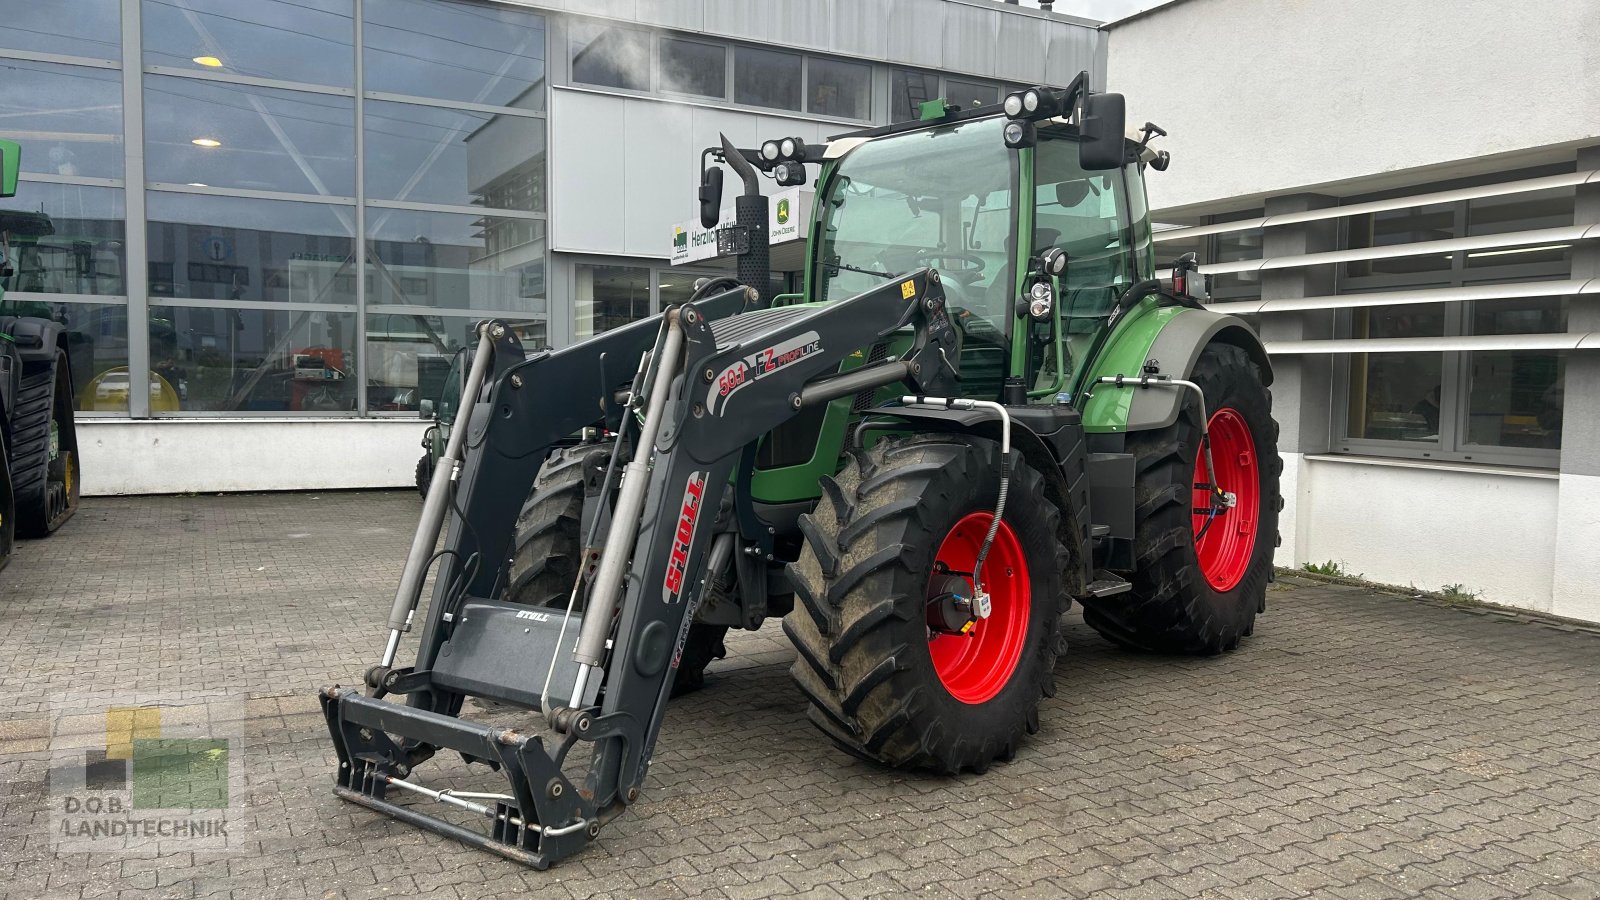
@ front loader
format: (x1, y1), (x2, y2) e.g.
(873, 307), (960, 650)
(319, 73), (1280, 868)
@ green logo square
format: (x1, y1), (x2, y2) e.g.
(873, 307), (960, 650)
(130, 739), (230, 810)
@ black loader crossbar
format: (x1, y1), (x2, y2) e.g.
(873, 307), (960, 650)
(320, 268), (961, 868)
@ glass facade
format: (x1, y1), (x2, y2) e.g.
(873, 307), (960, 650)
(0, 0), (547, 417)
(0, 0), (1059, 422)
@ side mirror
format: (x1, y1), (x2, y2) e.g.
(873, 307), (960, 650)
(419, 398), (435, 418)
(0, 138), (19, 199)
(1078, 92), (1127, 171)
(698, 166), (723, 229)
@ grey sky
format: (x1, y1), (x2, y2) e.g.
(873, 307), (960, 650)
(1011, 0), (1156, 24)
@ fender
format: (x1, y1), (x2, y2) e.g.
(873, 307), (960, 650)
(1077, 302), (1271, 434)
(857, 404), (1094, 594)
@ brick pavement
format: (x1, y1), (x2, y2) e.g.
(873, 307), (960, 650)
(2, 492), (1598, 899)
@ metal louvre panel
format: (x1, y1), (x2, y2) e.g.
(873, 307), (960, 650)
(1155, 169), (1600, 243)
(1265, 333), (1600, 355)
(1198, 224), (1600, 276)
(1207, 278), (1600, 315)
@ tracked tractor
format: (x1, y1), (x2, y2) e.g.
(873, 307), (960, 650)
(319, 73), (1280, 868)
(0, 139), (83, 573)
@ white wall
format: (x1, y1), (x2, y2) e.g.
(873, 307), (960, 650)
(77, 419), (426, 495)
(1288, 454), (1559, 612)
(1106, 0), (1600, 213)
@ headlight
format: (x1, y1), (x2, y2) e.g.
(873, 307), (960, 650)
(1002, 119), (1035, 148)
(1002, 93), (1025, 118)
(1023, 90), (1040, 113)
(761, 141), (780, 161)
(780, 137), (798, 159)
(1028, 282), (1053, 318)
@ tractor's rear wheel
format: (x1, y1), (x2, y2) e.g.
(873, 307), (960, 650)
(1082, 343), (1279, 655)
(14, 351), (80, 539)
(0, 429), (15, 572)
(504, 445), (728, 695)
(785, 434), (1065, 773)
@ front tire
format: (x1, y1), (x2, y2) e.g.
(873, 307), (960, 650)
(504, 445), (728, 695)
(785, 434), (1066, 773)
(13, 351), (80, 538)
(1081, 343), (1280, 655)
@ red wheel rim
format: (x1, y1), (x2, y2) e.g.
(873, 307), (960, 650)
(927, 513), (1031, 704)
(1192, 407), (1260, 592)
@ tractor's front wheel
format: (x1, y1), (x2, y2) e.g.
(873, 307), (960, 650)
(785, 434), (1066, 773)
(504, 445), (728, 695)
(1081, 343), (1280, 655)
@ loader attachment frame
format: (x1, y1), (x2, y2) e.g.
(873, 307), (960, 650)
(321, 268), (960, 868)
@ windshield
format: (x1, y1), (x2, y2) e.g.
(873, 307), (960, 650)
(815, 118), (1017, 332)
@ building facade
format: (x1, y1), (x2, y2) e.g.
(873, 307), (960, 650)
(0, 0), (1101, 494)
(1107, 0), (1600, 620)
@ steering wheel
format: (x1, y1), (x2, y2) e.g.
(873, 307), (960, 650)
(914, 251), (986, 284)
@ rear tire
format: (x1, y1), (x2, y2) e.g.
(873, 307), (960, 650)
(13, 351), (80, 539)
(414, 453), (432, 499)
(1081, 343), (1280, 655)
(504, 445), (728, 695)
(785, 434), (1066, 773)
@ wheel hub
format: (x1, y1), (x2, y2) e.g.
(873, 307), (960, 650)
(1191, 407), (1260, 592)
(925, 513), (1030, 705)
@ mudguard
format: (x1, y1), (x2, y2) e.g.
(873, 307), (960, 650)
(1077, 303), (1271, 434)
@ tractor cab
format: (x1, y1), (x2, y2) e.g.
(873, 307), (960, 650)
(807, 111), (1155, 404)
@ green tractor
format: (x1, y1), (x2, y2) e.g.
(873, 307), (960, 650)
(320, 73), (1278, 868)
(0, 139), (83, 573)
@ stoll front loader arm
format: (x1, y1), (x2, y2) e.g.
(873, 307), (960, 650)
(320, 266), (961, 867)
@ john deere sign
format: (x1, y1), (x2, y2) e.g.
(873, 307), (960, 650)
(670, 187), (808, 266)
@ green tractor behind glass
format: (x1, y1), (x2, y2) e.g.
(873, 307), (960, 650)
(320, 73), (1279, 869)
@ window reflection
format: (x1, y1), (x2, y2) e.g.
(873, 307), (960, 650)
(1345, 303), (1446, 443)
(0, 182), (127, 297)
(145, 193), (356, 303)
(0, 0), (121, 59)
(365, 313), (544, 412)
(1345, 202), (1455, 278)
(0, 61), (124, 179)
(364, 100), (545, 211)
(733, 47), (801, 111)
(945, 79), (998, 111)
(659, 38), (725, 99)
(0, 299), (131, 412)
(365, 0), (545, 108)
(807, 57), (869, 120)
(148, 304), (357, 412)
(1466, 296), (1566, 450)
(142, 0), (353, 87)
(570, 22), (650, 92)
(366, 207), (546, 314)
(575, 263), (648, 338)
(891, 70), (940, 123)
(144, 75), (355, 196)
